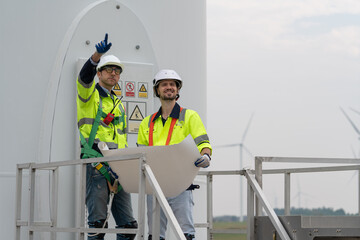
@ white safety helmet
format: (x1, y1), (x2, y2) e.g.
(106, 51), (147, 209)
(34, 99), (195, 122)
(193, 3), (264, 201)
(153, 69), (182, 98)
(96, 55), (124, 73)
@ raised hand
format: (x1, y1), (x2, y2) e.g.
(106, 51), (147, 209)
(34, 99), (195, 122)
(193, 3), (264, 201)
(95, 33), (112, 54)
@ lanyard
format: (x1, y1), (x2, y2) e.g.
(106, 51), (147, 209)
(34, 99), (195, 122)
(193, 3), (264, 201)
(149, 108), (182, 146)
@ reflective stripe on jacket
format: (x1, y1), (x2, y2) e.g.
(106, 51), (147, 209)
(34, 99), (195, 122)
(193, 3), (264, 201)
(76, 58), (127, 149)
(137, 103), (211, 153)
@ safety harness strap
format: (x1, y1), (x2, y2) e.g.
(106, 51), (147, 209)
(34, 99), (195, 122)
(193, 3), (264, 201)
(149, 108), (183, 146)
(93, 162), (112, 183)
(166, 118), (177, 145)
(79, 97), (122, 191)
(148, 113), (157, 146)
(80, 139), (103, 158)
(79, 98), (103, 159)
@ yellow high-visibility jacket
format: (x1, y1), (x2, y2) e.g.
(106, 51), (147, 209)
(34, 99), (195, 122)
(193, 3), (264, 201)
(77, 58), (127, 150)
(137, 103), (211, 154)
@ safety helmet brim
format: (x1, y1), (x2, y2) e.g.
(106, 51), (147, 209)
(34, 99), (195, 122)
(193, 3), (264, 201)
(96, 55), (124, 72)
(153, 69), (182, 89)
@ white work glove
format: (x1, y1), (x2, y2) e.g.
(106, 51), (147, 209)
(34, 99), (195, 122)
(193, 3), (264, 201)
(194, 153), (211, 168)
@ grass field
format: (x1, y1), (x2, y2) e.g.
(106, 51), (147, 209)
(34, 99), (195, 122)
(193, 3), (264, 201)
(213, 222), (247, 240)
(213, 234), (246, 240)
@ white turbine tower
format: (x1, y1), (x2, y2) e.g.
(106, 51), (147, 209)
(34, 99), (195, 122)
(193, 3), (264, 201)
(215, 113), (254, 222)
(347, 145), (359, 183)
(340, 107), (360, 214)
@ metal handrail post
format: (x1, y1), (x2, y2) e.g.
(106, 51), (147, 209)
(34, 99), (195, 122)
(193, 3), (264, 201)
(76, 160), (86, 240)
(50, 167), (59, 240)
(15, 165), (23, 240)
(245, 170), (291, 240)
(284, 172), (291, 215)
(358, 170), (360, 215)
(29, 164), (36, 240)
(138, 155), (146, 240)
(144, 164), (186, 240)
(207, 174), (213, 240)
(247, 179), (254, 240)
(255, 157), (263, 216)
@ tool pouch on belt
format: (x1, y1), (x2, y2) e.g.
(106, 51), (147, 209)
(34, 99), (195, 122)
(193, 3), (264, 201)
(91, 162), (123, 192)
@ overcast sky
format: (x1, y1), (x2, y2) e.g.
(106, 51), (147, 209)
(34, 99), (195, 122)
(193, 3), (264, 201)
(206, 0), (360, 217)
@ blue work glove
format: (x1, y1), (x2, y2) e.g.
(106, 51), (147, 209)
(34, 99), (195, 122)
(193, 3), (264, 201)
(194, 153), (211, 168)
(95, 33), (112, 53)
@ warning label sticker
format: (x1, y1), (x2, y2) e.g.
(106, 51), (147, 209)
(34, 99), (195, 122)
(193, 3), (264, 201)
(125, 81), (135, 97)
(138, 82), (148, 98)
(113, 82), (122, 96)
(129, 105), (144, 121)
(127, 102), (146, 133)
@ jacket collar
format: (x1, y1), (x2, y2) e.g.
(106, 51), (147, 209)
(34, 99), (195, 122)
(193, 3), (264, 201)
(96, 82), (117, 98)
(152, 102), (181, 122)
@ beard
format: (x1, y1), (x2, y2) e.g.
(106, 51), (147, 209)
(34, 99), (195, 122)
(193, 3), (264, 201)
(160, 94), (177, 101)
(159, 90), (178, 101)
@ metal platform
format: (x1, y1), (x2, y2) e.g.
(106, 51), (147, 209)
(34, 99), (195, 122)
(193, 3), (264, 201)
(255, 215), (360, 240)
(15, 155), (360, 239)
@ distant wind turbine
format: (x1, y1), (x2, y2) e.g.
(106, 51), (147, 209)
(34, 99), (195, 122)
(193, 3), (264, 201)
(340, 107), (360, 140)
(340, 107), (360, 214)
(292, 178), (314, 209)
(347, 145), (360, 184)
(215, 113), (254, 222)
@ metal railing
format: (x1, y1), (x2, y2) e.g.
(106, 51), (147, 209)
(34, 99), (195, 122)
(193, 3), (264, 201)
(196, 169), (292, 239)
(254, 157), (360, 217)
(15, 154), (186, 240)
(15, 155), (360, 240)
(250, 157), (360, 240)
(197, 157), (360, 240)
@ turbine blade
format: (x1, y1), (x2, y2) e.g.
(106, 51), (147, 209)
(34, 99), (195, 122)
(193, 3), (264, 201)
(351, 145), (357, 158)
(241, 113), (254, 143)
(214, 143), (240, 148)
(350, 107), (360, 116)
(346, 171), (358, 184)
(340, 107), (360, 135)
(242, 144), (253, 158)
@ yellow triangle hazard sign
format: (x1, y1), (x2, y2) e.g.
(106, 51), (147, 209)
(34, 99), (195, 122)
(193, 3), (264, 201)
(138, 83), (148, 98)
(129, 105), (144, 121)
(113, 83), (121, 90)
(139, 84), (147, 92)
(113, 83), (122, 96)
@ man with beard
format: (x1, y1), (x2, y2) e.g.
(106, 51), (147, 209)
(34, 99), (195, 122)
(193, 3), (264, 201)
(137, 69), (212, 240)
